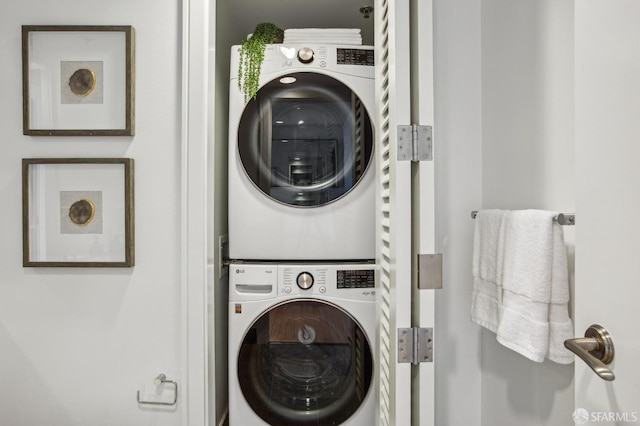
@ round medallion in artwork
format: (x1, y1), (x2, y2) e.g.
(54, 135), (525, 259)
(68, 199), (96, 225)
(68, 68), (97, 96)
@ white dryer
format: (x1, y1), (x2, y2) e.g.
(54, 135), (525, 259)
(228, 263), (376, 425)
(228, 44), (376, 261)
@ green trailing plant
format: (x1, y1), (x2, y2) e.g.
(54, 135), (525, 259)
(238, 22), (280, 102)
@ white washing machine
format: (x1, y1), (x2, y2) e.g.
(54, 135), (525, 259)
(228, 44), (376, 261)
(228, 263), (376, 425)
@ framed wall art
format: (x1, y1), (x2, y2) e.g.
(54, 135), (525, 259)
(22, 158), (134, 267)
(22, 25), (135, 136)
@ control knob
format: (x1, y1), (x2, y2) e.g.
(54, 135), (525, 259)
(296, 272), (314, 290)
(298, 47), (314, 64)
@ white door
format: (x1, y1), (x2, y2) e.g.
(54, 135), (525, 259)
(410, 0), (436, 424)
(574, 0), (640, 422)
(374, 0), (435, 424)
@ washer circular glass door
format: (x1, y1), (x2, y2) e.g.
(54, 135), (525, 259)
(238, 72), (374, 207)
(237, 300), (373, 425)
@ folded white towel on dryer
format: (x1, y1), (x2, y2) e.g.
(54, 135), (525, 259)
(285, 28), (362, 35)
(284, 37), (362, 45)
(283, 28), (363, 45)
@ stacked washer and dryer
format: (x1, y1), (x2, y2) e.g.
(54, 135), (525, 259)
(227, 43), (377, 425)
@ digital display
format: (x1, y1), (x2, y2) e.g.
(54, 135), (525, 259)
(337, 269), (375, 289)
(337, 48), (374, 66)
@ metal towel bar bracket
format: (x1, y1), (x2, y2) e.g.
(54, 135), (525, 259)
(136, 373), (178, 406)
(470, 210), (575, 226)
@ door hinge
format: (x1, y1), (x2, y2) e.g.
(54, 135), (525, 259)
(398, 327), (433, 364)
(418, 253), (443, 289)
(397, 124), (433, 161)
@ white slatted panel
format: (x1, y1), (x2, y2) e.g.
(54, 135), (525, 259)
(374, 0), (412, 425)
(375, 1), (393, 422)
(376, 0), (392, 420)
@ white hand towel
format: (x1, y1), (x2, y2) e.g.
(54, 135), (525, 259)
(546, 220), (574, 363)
(471, 209), (508, 333)
(495, 210), (574, 363)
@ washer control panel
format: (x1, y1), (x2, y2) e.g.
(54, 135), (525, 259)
(336, 269), (375, 289)
(280, 264), (375, 299)
(229, 263), (376, 301)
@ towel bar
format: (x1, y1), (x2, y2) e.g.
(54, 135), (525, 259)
(470, 211), (575, 226)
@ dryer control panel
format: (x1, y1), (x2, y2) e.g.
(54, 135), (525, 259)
(244, 44), (375, 76)
(336, 48), (375, 66)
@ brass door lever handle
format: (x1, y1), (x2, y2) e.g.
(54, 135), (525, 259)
(564, 324), (615, 381)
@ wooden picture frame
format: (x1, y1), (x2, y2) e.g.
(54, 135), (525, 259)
(22, 25), (135, 136)
(22, 158), (135, 267)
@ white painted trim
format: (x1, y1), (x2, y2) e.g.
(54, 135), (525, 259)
(182, 0), (210, 425)
(387, 1), (413, 422)
(411, 0), (436, 424)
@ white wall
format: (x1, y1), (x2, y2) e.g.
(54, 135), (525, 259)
(0, 1), (186, 425)
(479, 0), (575, 424)
(433, 0), (483, 424)
(574, 0), (640, 416)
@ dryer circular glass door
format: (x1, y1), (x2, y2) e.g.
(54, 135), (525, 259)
(238, 72), (374, 207)
(237, 299), (373, 425)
